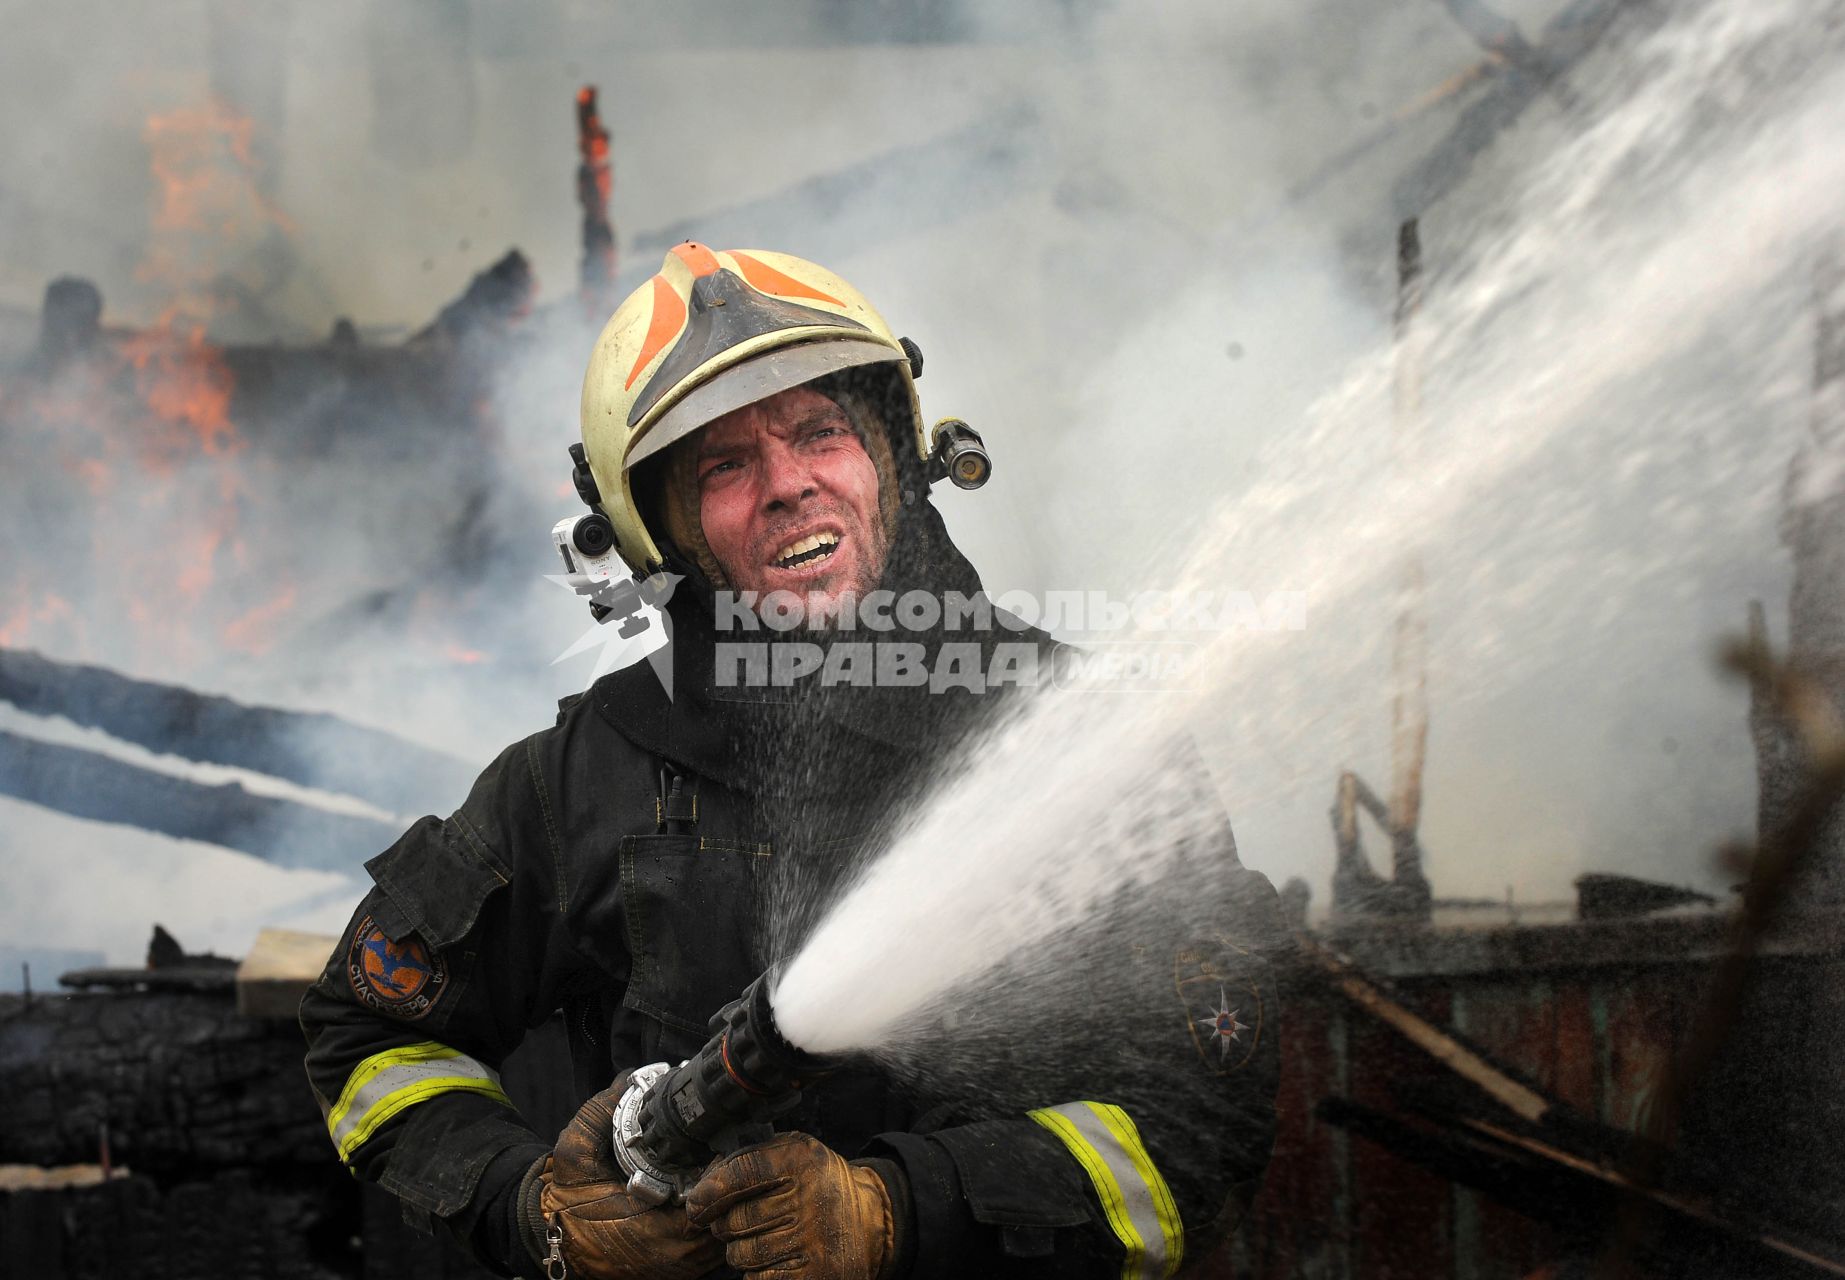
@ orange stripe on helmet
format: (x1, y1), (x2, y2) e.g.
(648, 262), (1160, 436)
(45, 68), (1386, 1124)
(669, 241), (723, 278)
(729, 251), (842, 306)
(625, 275), (688, 391)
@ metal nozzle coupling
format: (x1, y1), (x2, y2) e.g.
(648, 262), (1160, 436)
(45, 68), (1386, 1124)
(610, 971), (836, 1204)
(928, 419), (991, 490)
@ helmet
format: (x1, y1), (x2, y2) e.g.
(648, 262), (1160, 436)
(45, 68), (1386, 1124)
(578, 242), (927, 576)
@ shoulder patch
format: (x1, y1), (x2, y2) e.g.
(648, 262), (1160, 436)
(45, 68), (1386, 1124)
(346, 915), (448, 1019)
(1174, 938), (1265, 1075)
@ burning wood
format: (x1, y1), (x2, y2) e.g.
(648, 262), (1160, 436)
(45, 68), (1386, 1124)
(120, 314), (240, 459)
(576, 85), (618, 310)
(414, 248), (536, 343)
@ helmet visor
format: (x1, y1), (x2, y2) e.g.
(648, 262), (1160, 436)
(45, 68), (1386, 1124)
(625, 337), (904, 469)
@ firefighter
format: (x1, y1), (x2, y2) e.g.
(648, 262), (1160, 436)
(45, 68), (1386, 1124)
(300, 243), (1284, 1278)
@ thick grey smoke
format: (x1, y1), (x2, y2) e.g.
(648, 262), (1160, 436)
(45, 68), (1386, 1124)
(0, 0), (1826, 974)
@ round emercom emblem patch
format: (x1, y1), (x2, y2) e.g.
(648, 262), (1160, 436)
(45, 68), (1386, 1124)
(346, 915), (447, 1019)
(1174, 938), (1265, 1075)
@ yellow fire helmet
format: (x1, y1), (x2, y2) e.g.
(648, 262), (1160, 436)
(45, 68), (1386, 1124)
(577, 242), (933, 577)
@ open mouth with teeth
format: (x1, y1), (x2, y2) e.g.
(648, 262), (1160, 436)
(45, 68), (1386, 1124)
(773, 531), (840, 570)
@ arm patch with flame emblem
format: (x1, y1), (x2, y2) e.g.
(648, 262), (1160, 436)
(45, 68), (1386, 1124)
(347, 915), (448, 1020)
(1174, 938), (1267, 1075)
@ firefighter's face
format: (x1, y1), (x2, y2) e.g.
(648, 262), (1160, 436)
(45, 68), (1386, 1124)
(695, 385), (887, 623)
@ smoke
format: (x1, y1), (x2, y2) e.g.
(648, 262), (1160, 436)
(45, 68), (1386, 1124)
(0, 0), (1832, 974)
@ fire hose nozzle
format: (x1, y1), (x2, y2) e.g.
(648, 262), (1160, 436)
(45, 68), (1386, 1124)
(610, 971), (837, 1204)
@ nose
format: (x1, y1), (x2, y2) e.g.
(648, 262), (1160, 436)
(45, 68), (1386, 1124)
(759, 436), (816, 512)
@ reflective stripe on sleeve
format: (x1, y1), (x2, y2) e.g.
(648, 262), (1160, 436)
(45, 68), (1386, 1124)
(1027, 1101), (1184, 1280)
(327, 1041), (511, 1163)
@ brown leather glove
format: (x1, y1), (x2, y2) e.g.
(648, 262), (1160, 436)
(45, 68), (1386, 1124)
(684, 1132), (896, 1280)
(522, 1074), (724, 1280)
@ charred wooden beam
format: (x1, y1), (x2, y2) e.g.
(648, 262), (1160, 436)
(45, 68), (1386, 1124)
(1777, 251), (1845, 886)
(1461, 1115), (1845, 1277)
(0, 728), (401, 871)
(1573, 873), (1716, 920)
(1388, 218), (1434, 912)
(1283, 57), (1501, 207)
(414, 249), (536, 344)
(58, 926), (240, 995)
(1437, 0), (1577, 95)
(0, 647), (472, 814)
(35, 276), (103, 370)
(1330, 770), (1432, 919)
(1750, 600), (1803, 852)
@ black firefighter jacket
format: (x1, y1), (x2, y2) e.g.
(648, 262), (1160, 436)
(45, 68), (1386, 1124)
(300, 508), (1286, 1278)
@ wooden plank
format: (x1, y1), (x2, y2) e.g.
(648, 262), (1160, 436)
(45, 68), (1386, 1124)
(1305, 941), (1551, 1124)
(236, 928), (339, 1019)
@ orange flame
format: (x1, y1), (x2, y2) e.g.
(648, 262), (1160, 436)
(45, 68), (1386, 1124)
(121, 315), (240, 461)
(4, 100), (316, 672)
